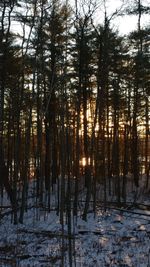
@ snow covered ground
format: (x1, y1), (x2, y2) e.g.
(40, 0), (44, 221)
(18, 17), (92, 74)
(0, 202), (150, 267)
(0, 177), (150, 266)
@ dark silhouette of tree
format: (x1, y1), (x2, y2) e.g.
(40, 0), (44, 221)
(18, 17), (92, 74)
(0, 0), (149, 228)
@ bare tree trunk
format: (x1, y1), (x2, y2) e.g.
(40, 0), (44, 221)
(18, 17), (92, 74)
(145, 96), (149, 188)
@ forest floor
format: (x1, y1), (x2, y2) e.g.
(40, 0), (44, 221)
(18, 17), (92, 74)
(0, 185), (150, 267)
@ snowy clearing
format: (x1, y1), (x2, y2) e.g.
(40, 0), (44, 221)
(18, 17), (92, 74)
(0, 202), (150, 267)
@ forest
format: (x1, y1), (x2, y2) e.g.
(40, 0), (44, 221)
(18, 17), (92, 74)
(0, 0), (150, 266)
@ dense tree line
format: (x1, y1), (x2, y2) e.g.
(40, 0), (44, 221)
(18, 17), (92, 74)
(0, 0), (150, 225)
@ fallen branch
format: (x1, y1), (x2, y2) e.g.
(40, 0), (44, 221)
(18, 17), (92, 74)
(17, 228), (75, 239)
(97, 204), (150, 218)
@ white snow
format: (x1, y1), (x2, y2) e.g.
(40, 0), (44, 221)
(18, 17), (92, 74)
(0, 180), (150, 266)
(0, 202), (150, 267)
